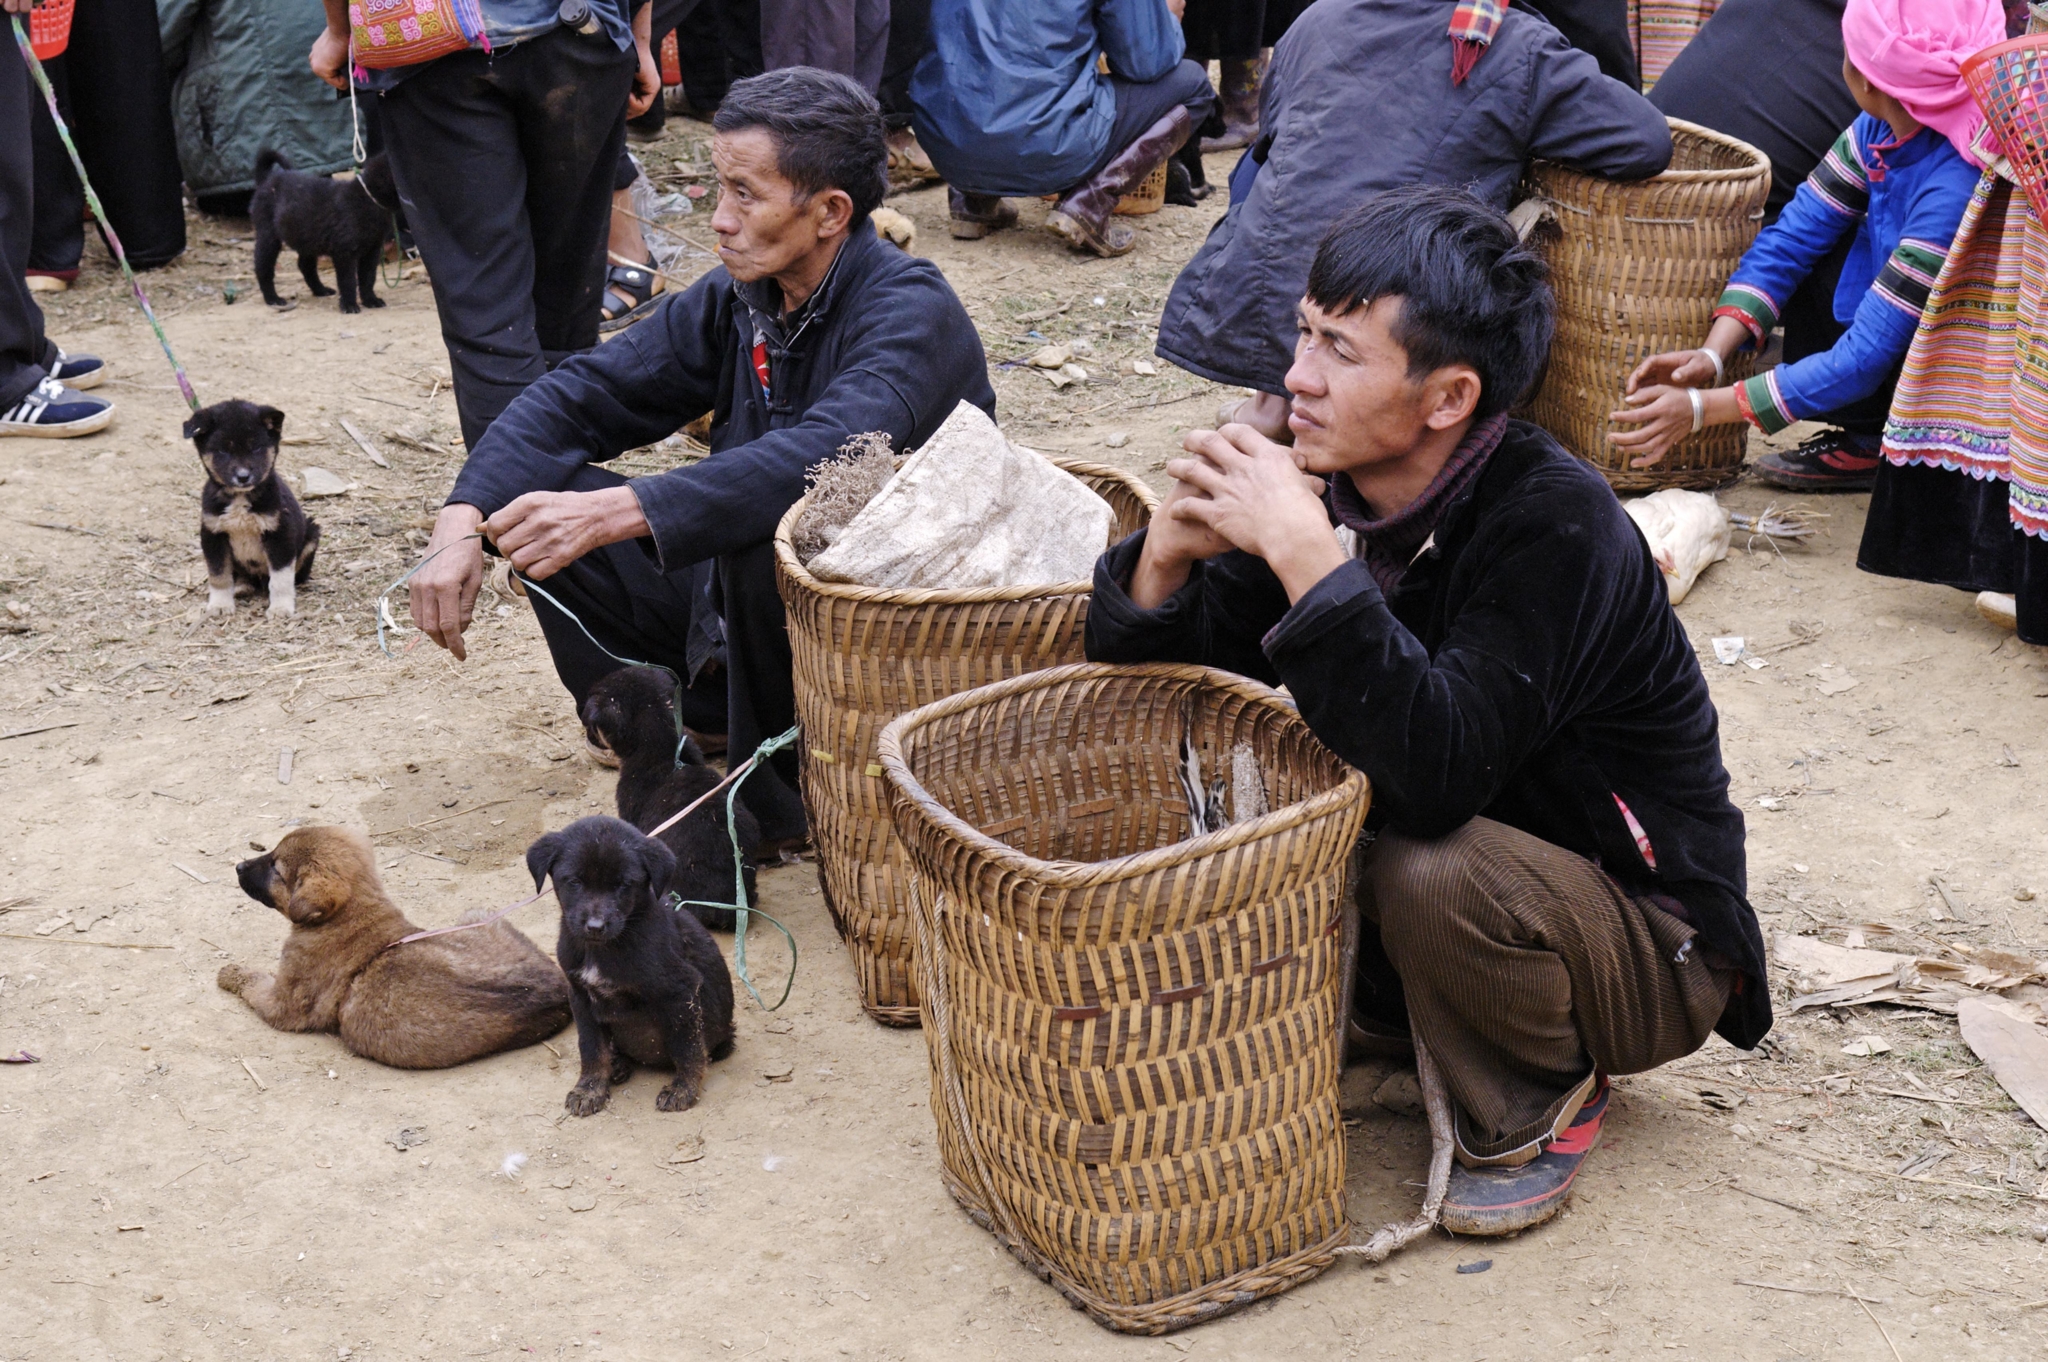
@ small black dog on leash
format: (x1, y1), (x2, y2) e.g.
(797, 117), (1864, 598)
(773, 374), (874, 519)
(250, 149), (397, 314)
(189, 399), (319, 619)
(581, 666), (760, 931)
(527, 817), (735, 1116)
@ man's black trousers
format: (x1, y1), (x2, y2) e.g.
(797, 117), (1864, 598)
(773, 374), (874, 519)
(518, 465), (809, 847)
(0, 35), (57, 411)
(376, 28), (635, 449)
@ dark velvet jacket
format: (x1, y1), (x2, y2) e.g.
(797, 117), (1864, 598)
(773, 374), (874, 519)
(1085, 421), (1770, 1048)
(449, 223), (997, 571)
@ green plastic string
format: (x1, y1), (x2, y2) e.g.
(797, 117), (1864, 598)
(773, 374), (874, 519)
(12, 16), (199, 412)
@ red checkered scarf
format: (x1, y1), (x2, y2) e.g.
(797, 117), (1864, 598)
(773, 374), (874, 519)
(1448, 0), (1508, 85)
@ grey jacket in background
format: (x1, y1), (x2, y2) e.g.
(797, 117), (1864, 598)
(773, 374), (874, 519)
(158, 0), (354, 199)
(1157, 0), (1672, 395)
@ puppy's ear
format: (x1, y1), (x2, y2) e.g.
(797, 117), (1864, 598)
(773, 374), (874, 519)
(257, 406), (285, 442)
(284, 864), (352, 925)
(525, 832), (564, 892)
(635, 834), (677, 903)
(182, 411), (210, 443)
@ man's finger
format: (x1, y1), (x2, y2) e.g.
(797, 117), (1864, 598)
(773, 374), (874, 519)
(1163, 457), (1228, 496)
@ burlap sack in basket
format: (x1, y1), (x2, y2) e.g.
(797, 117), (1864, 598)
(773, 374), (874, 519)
(1520, 118), (1772, 492)
(773, 464), (1156, 1025)
(878, 663), (1373, 1334)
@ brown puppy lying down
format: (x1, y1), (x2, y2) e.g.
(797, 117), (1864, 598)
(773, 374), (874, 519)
(219, 826), (571, 1068)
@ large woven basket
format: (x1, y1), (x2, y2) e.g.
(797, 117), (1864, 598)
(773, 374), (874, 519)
(879, 663), (1372, 1333)
(1521, 118), (1771, 491)
(774, 461), (1156, 1025)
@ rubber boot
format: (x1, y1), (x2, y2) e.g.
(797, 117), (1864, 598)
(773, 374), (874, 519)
(1045, 105), (1194, 259)
(948, 187), (1018, 240)
(1202, 54), (1264, 154)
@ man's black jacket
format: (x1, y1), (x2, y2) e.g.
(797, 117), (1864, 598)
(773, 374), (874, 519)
(1086, 421), (1770, 1048)
(448, 223), (998, 569)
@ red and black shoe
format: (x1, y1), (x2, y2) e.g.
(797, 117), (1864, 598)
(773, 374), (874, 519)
(1440, 1074), (1609, 1237)
(1751, 430), (1881, 491)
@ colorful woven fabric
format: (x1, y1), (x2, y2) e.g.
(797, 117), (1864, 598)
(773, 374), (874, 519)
(1630, 0), (1720, 91)
(1881, 165), (2048, 538)
(1448, 0), (1506, 85)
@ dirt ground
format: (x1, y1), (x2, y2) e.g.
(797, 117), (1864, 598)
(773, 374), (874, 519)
(4, 125), (2047, 1362)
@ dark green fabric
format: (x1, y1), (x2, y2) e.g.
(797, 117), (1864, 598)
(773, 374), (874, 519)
(158, 0), (355, 196)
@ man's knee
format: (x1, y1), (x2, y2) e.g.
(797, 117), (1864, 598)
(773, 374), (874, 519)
(1365, 821), (1518, 965)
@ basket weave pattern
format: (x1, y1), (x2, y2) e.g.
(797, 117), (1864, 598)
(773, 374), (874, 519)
(773, 461), (1155, 1024)
(1523, 119), (1772, 491)
(879, 664), (1371, 1333)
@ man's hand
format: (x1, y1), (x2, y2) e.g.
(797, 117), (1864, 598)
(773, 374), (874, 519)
(310, 23), (350, 91)
(483, 485), (650, 582)
(628, 3), (659, 118)
(1165, 0), (1187, 20)
(1156, 424), (1343, 604)
(411, 504), (486, 661)
(1128, 477), (1235, 609)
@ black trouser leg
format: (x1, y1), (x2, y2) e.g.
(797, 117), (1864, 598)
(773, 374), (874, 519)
(1, 36), (56, 410)
(60, 0), (188, 270)
(759, 0), (889, 90)
(27, 50), (83, 276)
(1078, 61), (1217, 184)
(518, 465), (728, 736)
(1180, 0), (1266, 61)
(715, 541), (807, 845)
(377, 29), (634, 448)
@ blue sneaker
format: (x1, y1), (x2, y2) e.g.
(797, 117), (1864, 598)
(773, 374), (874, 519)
(49, 350), (106, 390)
(0, 376), (115, 438)
(1440, 1074), (1609, 1236)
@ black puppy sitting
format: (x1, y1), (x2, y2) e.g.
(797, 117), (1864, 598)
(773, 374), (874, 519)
(190, 400), (320, 619)
(527, 816), (735, 1116)
(251, 149), (396, 314)
(581, 666), (760, 931)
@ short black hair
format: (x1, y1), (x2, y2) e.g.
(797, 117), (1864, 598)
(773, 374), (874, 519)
(1304, 185), (1554, 420)
(712, 67), (888, 221)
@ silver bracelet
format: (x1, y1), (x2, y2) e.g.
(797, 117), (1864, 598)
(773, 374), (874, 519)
(1687, 386), (1705, 434)
(1698, 347), (1725, 385)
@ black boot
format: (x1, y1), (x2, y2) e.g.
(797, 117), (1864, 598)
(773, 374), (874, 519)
(1203, 54), (1264, 154)
(948, 187), (1018, 240)
(1046, 105), (1194, 258)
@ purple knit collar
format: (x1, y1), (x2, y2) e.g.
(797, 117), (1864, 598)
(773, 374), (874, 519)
(1328, 413), (1508, 592)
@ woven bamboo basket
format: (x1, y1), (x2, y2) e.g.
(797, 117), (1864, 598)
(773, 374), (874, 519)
(1521, 118), (1771, 491)
(1115, 161), (1169, 216)
(879, 663), (1372, 1333)
(773, 461), (1156, 1025)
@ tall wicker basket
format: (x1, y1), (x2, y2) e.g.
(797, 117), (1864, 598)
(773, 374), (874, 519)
(773, 461), (1156, 1025)
(1521, 118), (1772, 491)
(879, 663), (1372, 1333)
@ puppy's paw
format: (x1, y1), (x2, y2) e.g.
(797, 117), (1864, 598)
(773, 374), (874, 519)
(338, 302), (361, 315)
(266, 597), (296, 619)
(216, 962), (252, 994)
(564, 1083), (611, 1117)
(204, 589), (235, 619)
(655, 1080), (701, 1113)
(608, 1053), (634, 1086)
(363, 296), (387, 309)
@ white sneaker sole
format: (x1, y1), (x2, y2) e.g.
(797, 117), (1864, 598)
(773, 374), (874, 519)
(0, 405), (114, 438)
(59, 367), (105, 391)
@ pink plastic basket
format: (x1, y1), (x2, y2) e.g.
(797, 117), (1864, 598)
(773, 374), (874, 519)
(1966, 35), (2048, 214)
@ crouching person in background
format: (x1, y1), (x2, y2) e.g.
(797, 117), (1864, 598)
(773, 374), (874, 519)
(405, 68), (995, 851)
(1085, 186), (1770, 1236)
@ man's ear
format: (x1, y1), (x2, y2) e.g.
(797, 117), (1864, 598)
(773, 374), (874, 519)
(257, 406), (285, 442)
(635, 835), (676, 904)
(525, 833), (564, 892)
(1421, 365), (1483, 432)
(284, 864), (351, 924)
(812, 187), (856, 240)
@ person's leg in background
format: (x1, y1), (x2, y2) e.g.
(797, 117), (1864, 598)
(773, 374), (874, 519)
(1044, 60), (1215, 258)
(1, 33), (112, 436)
(25, 43), (81, 289)
(879, 0), (937, 192)
(601, 147), (664, 331)
(758, 0), (887, 89)
(61, 0), (186, 269)
(1520, 0), (1639, 87)
(1362, 818), (1731, 1235)
(1181, 0), (1265, 154)
(378, 30), (632, 448)
(629, 0), (702, 138)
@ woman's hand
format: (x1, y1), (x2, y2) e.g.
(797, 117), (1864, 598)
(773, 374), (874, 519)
(1625, 348), (1718, 395)
(1609, 384), (1742, 468)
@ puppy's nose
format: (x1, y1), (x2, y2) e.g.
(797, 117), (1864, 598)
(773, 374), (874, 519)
(584, 917), (608, 937)
(231, 468), (255, 486)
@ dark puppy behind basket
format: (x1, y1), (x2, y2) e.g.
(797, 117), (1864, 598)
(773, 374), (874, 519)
(219, 826), (571, 1068)
(527, 816), (736, 1116)
(250, 149), (397, 314)
(189, 399), (320, 619)
(582, 665), (760, 930)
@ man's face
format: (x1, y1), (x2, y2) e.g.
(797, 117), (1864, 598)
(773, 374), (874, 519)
(708, 128), (820, 284)
(1283, 295), (1449, 476)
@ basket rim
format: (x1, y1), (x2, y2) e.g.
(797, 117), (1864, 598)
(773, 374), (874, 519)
(1964, 31), (2048, 83)
(877, 661), (1371, 888)
(1531, 116), (1769, 186)
(773, 455), (1158, 606)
